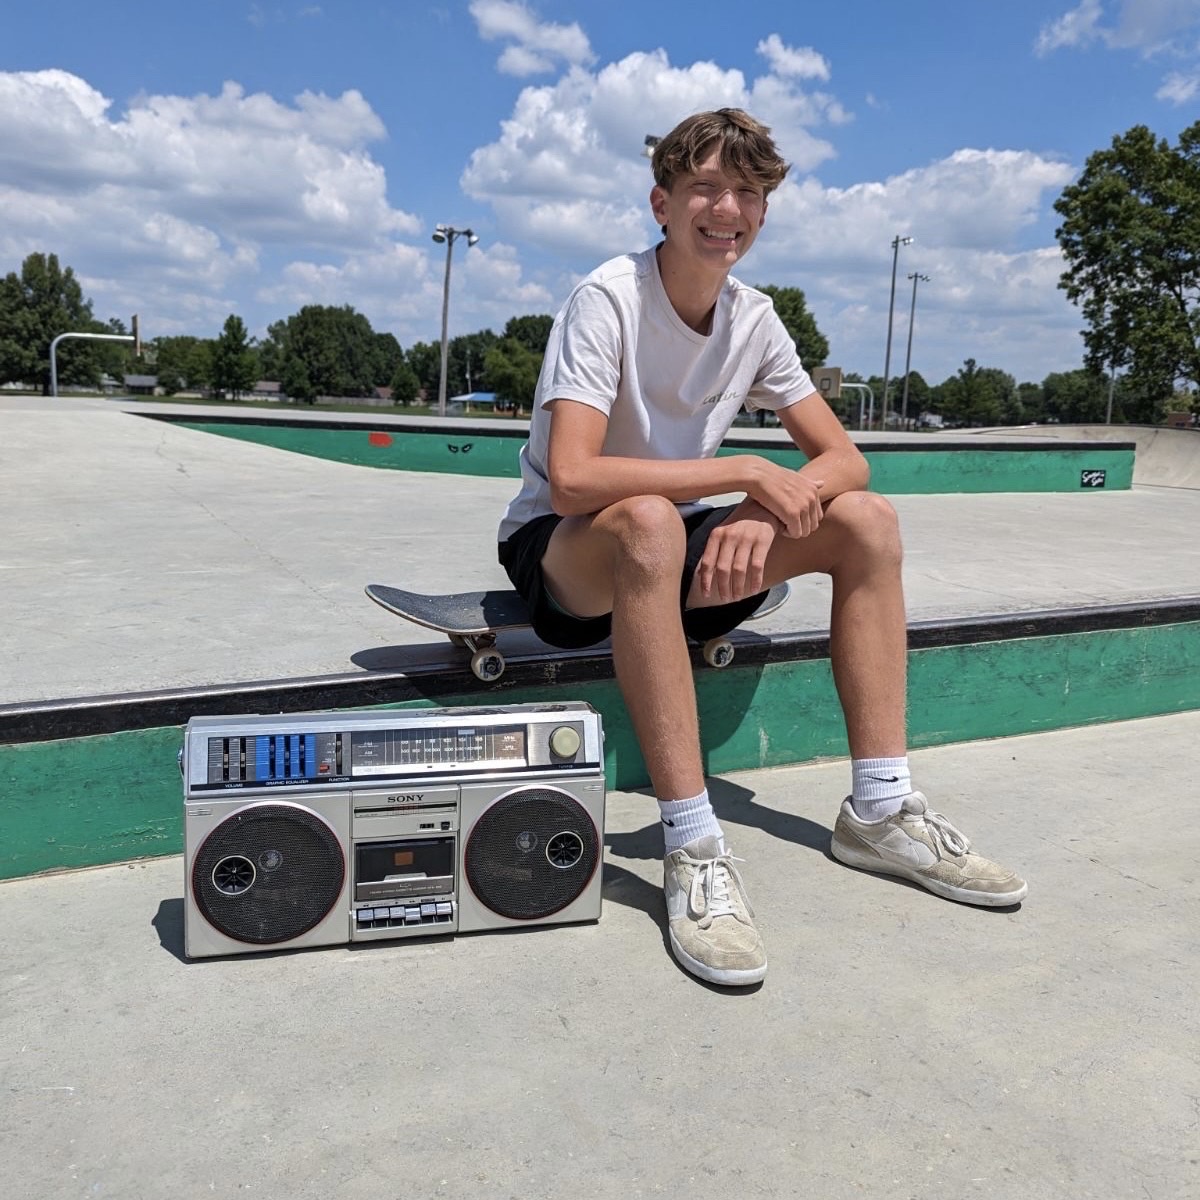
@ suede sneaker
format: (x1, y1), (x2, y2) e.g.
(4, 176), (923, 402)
(663, 835), (767, 985)
(830, 792), (1028, 907)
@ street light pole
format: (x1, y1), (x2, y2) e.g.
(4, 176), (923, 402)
(431, 224), (479, 418)
(880, 234), (913, 429)
(900, 272), (930, 430)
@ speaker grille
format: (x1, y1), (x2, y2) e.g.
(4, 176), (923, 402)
(191, 803), (345, 945)
(465, 787), (600, 921)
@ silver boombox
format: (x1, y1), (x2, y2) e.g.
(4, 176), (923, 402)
(181, 704), (605, 959)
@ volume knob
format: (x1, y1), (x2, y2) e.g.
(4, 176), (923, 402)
(549, 725), (581, 759)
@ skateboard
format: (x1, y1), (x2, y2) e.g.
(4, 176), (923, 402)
(366, 581), (790, 682)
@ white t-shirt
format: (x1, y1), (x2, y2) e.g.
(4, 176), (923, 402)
(498, 245), (816, 541)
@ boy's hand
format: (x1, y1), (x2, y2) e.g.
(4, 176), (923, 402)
(747, 459), (824, 539)
(695, 500), (781, 603)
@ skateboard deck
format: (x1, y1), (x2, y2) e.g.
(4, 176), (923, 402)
(366, 581), (790, 681)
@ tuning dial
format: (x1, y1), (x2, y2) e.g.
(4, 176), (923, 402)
(549, 725), (581, 760)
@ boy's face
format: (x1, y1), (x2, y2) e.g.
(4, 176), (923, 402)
(650, 147), (768, 271)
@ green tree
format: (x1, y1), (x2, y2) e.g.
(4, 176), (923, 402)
(447, 330), (499, 397)
(282, 356), (316, 404)
(372, 332), (405, 388)
(484, 338), (541, 413)
(153, 336), (208, 391)
(157, 364), (184, 395)
(503, 314), (555, 356)
(389, 360), (421, 406)
(211, 314), (257, 400)
(895, 370), (930, 427)
(1054, 120), (1200, 401)
(1017, 381), (1045, 423)
(1041, 369), (1111, 423)
(0, 252), (104, 393)
(405, 340), (441, 397)
(756, 285), (829, 366)
(274, 305), (381, 397)
(186, 340), (214, 392)
(933, 360), (1017, 427)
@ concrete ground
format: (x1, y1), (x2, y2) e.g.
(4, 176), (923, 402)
(2, 712), (1197, 1200)
(4, 396), (1198, 704)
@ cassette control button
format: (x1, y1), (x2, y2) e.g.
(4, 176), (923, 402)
(420, 902), (436, 920)
(436, 902), (453, 919)
(405, 906), (421, 924)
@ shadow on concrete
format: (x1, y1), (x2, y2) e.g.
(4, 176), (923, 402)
(152, 897), (187, 963)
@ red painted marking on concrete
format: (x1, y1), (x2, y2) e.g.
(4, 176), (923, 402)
(368, 431), (393, 447)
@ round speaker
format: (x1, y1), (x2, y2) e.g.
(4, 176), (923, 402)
(464, 786), (600, 921)
(191, 802), (345, 945)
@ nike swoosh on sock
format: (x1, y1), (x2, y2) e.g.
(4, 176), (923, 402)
(660, 817), (675, 827)
(867, 775), (900, 782)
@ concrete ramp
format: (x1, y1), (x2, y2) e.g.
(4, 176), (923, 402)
(980, 423), (1200, 489)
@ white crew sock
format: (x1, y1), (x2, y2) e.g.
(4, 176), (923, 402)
(850, 756), (912, 822)
(658, 789), (723, 855)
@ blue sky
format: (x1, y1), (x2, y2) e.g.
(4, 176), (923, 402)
(3, 0), (1199, 385)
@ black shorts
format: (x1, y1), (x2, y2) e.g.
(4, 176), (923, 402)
(497, 504), (769, 650)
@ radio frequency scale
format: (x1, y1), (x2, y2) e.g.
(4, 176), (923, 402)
(181, 704), (605, 959)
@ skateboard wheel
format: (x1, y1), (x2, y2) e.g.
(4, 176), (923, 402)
(471, 648), (506, 682)
(703, 638), (735, 669)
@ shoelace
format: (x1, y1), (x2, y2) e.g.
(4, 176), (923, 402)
(689, 851), (753, 923)
(920, 807), (971, 857)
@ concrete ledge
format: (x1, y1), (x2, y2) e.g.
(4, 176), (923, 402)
(3, 599), (1199, 881)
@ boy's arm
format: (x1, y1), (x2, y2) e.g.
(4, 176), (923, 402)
(693, 392), (870, 601)
(546, 398), (826, 538)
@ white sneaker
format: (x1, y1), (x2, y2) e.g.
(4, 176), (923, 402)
(831, 792), (1028, 906)
(663, 836), (767, 985)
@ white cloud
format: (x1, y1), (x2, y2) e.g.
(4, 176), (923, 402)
(457, 35), (1091, 382)
(734, 149), (1080, 380)
(462, 42), (849, 226)
(259, 241), (553, 344)
(1155, 68), (1200, 100)
(470, 0), (594, 75)
(756, 35), (831, 81)
(1036, 1), (1200, 99)
(1036, 0), (1106, 54)
(0, 69), (432, 338)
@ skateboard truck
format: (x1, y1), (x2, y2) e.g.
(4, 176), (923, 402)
(448, 633), (507, 682)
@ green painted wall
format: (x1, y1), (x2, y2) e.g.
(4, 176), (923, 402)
(2, 621), (1196, 881)
(183, 422), (524, 478)
(179, 422), (1134, 494)
(717, 445), (1134, 493)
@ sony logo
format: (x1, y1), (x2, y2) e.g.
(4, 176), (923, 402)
(386, 793), (424, 805)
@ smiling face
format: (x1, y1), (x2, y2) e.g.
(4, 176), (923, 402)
(651, 147), (768, 274)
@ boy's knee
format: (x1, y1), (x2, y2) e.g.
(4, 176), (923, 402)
(596, 495), (686, 569)
(826, 491), (902, 563)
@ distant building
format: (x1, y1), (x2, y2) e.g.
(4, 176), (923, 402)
(252, 380), (281, 400)
(123, 374), (159, 396)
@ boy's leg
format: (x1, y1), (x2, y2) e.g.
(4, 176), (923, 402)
(541, 494), (702, 800)
(541, 495), (767, 985)
(687, 489), (1025, 905)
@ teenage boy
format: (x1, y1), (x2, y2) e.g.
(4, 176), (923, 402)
(497, 108), (1026, 987)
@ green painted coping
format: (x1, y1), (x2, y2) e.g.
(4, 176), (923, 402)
(726, 446), (1135, 494)
(176, 422), (1134, 493)
(2, 620), (1195, 881)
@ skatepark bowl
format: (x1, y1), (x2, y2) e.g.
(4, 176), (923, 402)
(1, 394), (1198, 1199)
